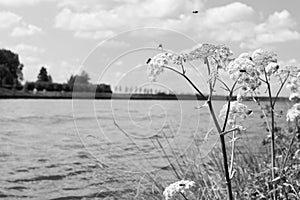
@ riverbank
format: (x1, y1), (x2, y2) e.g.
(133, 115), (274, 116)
(0, 88), (288, 101)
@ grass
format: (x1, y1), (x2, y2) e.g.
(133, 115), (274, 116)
(131, 118), (300, 200)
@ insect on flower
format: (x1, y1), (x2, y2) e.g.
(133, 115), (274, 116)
(147, 52), (185, 81)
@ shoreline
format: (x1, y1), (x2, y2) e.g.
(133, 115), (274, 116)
(0, 88), (289, 101)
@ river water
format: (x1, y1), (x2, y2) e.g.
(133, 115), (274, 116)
(0, 99), (291, 199)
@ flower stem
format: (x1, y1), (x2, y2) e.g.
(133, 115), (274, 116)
(272, 73), (289, 107)
(204, 58), (233, 200)
(207, 100), (234, 200)
(163, 61), (233, 200)
(180, 192), (189, 200)
(281, 123), (298, 171)
(264, 72), (276, 200)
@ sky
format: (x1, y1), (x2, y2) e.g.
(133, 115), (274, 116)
(0, 0), (300, 95)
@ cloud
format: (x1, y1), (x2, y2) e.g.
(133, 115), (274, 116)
(20, 55), (41, 64)
(0, 11), (21, 28)
(191, 2), (256, 42)
(3, 43), (45, 55)
(0, 10), (42, 37)
(0, 0), (56, 6)
(11, 24), (43, 37)
(14, 44), (45, 54)
(203, 2), (255, 26)
(54, 0), (203, 39)
(240, 10), (300, 49)
(54, 0), (300, 50)
(56, 0), (101, 11)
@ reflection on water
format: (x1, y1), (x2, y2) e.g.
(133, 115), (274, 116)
(0, 99), (290, 199)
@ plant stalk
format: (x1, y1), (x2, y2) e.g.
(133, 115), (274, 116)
(162, 61), (234, 200)
(207, 100), (234, 200)
(264, 73), (276, 200)
(205, 58), (233, 200)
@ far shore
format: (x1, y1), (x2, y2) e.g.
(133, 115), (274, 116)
(0, 88), (289, 101)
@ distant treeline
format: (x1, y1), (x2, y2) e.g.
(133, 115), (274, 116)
(0, 48), (112, 93)
(23, 82), (112, 93)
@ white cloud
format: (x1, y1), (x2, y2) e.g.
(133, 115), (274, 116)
(0, 10), (42, 37)
(54, 0), (203, 39)
(0, 0), (56, 6)
(14, 44), (45, 54)
(20, 55), (41, 64)
(240, 10), (300, 49)
(186, 2), (256, 43)
(54, 0), (300, 50)
(203, 2), (255, 26)
(0, 11), (21, 28)
(3, 43), (45, 56)
(11, 24), (43, 37)
(56, 0), (101, 11)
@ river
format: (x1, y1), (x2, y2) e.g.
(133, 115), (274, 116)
(0, 99), (291, 199)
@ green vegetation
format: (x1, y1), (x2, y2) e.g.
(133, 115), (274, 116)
(116, 44), (300, 199)
(0, 48), (112, 94)
(37, 66), (52, 83)
(0, 48), (23, 89)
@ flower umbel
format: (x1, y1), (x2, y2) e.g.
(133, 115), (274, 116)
(219, 100), (253, 131)
(227, 53), (261, 91)
(185, 44), (233, 69)
(289, 93), (300, 103)
(287, 75), (300, 103)
(287, 103), (300, 123)
(147, 52), (184, 81)
(251, 49), (277, 74)
(163, 180), (196, 200)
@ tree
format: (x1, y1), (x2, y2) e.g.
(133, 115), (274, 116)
(75, 70), (90, 84)
(37, 66), (52, 83)
(67, 70), (91, 90)
(96, 84), (112, 93)
(0, 49), (23, 87)
(68, 71), (90, 85)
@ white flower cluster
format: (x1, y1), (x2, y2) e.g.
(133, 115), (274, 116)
(286, 103), (300, 123)
(287, 72), (300, 123)
(185, 43), (233, 68)
(219, 99), (253, 131)
(227, 49), (278, 92)
(227, 53), (261, 91)
(286, 74), (300, 103)
(265, 62), (279, 76)
(289, 92), (300, 102)
(163, 180), (196, 200)
(251, 49), (277, 74)
(147, 44), (232, 81)
(147, 52), (184, 81)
